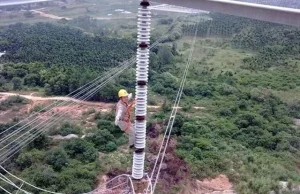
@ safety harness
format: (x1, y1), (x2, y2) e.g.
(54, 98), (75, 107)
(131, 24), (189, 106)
(115, 100), (135, 132)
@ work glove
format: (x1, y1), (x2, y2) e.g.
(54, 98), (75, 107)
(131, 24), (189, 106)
(115, 109), (121, 126)
(114, 119), (119, 126)
(128, 93), (133, 100)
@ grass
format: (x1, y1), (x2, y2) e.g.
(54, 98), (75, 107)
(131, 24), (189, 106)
(178, 37), (253, 71)
(176, 35), (300, 107)
(169, 34), (300, 193)
(274, 89), (300, 104)
(0, 13), (53, 26)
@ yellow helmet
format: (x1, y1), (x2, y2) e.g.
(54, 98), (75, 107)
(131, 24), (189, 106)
(118, 89), (128, 98)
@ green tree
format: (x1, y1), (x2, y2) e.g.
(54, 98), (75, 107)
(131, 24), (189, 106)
(63, 139), (97, 162)
(45, 148), (69, 171)
(24, 11), (34, 18)
(28, 134), (50, 150)
(16, 149), (44, 170)
(23, 165), (57, 188)
(86, 129), (116, 152)
(11, 77), (22, 90)
(157, 46), (174, 66)
(24, 74), (41, 87)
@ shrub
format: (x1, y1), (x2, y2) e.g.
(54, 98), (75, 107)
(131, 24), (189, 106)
(149, 96), (158, 105)
(49, 122), (81, 136)
(83, 108), (96, 115)
(28, 134), (50, 150)
(218, 83), (237, 95)
(235, 113), (262, 128)
(16, 149), (44, 170)
(31, 104), (46, 113)
(12, 77), (22, 90)
(219, 108), (233, 116)
(22, 165), (57, 188)
(86, 129), (116, 152)
(24, 11), (34, 18)
(45, 148), (69, 171)
(63, 139), (97, 162)
(105, 141), (117, 152)
(0, 95), (29, 110)
(162, 99), (171, 113)
(250, 87), (267, 102)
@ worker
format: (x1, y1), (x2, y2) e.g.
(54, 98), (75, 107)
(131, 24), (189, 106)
(115, 89), (135, 149)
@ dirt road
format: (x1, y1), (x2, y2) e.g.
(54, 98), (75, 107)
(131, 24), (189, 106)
(0, 92), (114, 107)
(30, 9), (135, 21)
(30, 10), (72, 20)
(0, 92), (206, 110)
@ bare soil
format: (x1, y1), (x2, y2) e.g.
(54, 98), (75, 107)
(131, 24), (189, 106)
(0, 92), (114, 125)
(180, 175), (236, 194)
(30, 10), (72, 20)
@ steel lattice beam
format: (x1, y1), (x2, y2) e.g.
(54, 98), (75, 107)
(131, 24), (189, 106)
(153, 0), (300, 27)
(0, 0), (54, 7)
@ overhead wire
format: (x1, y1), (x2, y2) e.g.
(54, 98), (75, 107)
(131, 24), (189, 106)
(0, 166), (61, 194)
(0, 31), (174, 165)
(0, 185), (11, 194)
(15, 182), (24, 194)
(0, 57), (135, 144)
(0, 11), (183, 154)
(0, 64), (133, 163)
(0, 23), (179, 194)
(0, 61), (132, 162)
(0, 24), (175, 148)
(146, 21), (198, 192)
(147, 18), (199, 194)
(0, 56), (134, 137)
(0, 173), (30, 194)
(0, 172), (15, 186)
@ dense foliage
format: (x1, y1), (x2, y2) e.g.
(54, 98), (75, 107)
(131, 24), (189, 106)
(182, 13), (300, 71)
(1, 10), (300, 194)
(0, 23), (136, 96)
(0, 110), (128, 193)
(0, 23), (135, 69)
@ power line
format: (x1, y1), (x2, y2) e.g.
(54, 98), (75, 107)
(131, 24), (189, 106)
(147, 19), (199, 194)
(147, 22), (197, 192)
(0, 166), (62, 194)
(0, 29), (175, 165)
(0, 185), (12, 194)
(0, 62), (131, 162)
(15, 182), (24, 194)
(0, 24), (178, 194)
(0, 22), (175, 147)
(0, 173), (30, 194)
(0, 57), (135, 142)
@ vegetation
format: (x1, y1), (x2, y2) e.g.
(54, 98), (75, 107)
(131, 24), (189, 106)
(0, 95), (29, 110)
(156, 13), (300, 194)
(0, 22), (178, 99)
(0, 7), (300, 194)
(48, 122), (81, 136)
(0, 22), (135, 96)
(1, 110), (126, 193)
